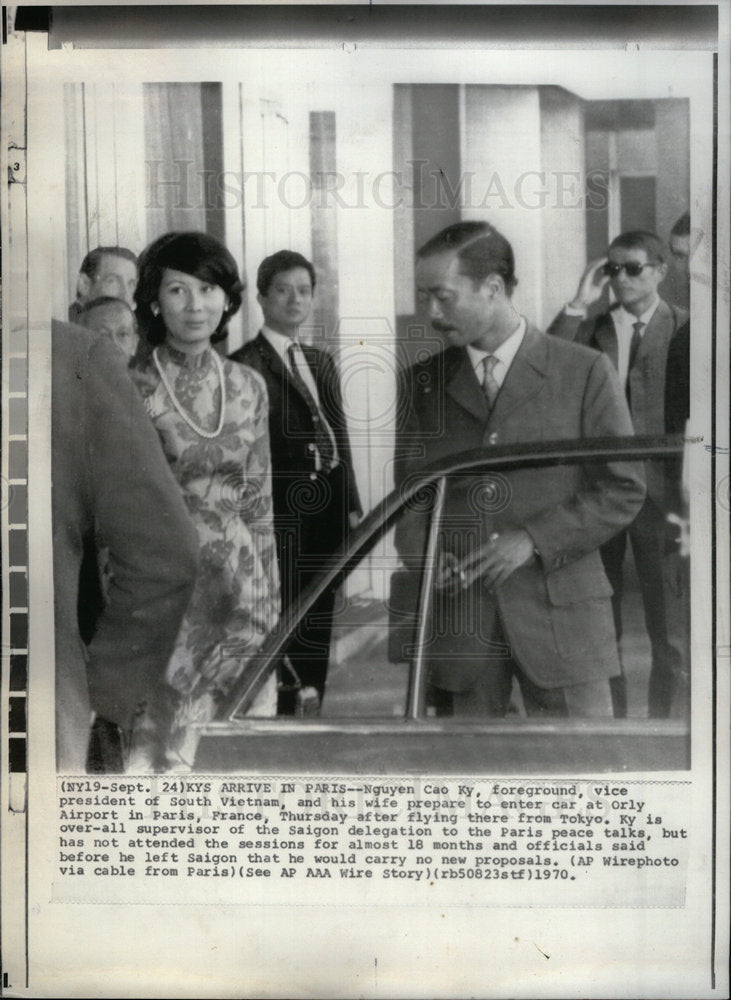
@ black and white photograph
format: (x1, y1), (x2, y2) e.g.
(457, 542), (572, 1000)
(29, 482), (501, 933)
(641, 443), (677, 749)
(1, 3), (728, 997)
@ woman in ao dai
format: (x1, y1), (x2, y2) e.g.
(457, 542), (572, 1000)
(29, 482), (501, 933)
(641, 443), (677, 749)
(130, 231), (279, 770)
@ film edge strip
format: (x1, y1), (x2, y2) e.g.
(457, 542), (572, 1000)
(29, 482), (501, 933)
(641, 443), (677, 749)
(1, 15), (30, 993)
(4, 158), (29, 815)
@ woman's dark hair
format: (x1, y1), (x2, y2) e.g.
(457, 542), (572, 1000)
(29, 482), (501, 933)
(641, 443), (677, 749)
(135, 231), (245, 346)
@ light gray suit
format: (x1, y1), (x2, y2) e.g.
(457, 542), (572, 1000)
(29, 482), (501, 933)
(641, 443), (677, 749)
(547, 299), (688, 717)
(547, 299), (686, 504)
(396, 325), (645, 709)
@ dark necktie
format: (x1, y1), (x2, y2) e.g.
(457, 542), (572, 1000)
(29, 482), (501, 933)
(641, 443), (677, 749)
(481, 354), (500, 410)
(626, 320), (644, 406)
(286, 343), (335, 472)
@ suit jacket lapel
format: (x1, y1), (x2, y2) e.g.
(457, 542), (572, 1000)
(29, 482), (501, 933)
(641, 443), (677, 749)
(256, 331), (319, 411)
(634, 299), (673, 366)
(488, 325), (547, 426)
(255, 331), (290, 383)
(445, 349), (491, 424)
(594, 314), (619, 371)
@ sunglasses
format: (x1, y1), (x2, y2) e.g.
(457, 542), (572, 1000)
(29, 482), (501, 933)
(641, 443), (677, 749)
(602, 261), (659, 278)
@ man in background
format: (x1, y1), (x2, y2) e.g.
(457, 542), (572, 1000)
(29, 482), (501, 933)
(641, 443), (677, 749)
(548, 229), (687, 718)
(230, 250), (361, 714)
(68, 245), (138, 323)
(665, 212), (692, 436)
(53, 319), (198, 771)
(77, 295), (139, 360)
(667, 211), (691, 310)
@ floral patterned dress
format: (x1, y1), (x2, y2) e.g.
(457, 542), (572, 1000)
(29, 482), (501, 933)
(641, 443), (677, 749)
(130, 344), (280, 769)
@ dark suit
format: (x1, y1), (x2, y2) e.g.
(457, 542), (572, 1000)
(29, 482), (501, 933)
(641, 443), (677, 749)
(664, 320), (690, 514)
(548, 300), (687, 716)
(396, 325), (645, 714)
(664, 319), (690, 437)
(229, 333), (361, 709)
(52, 321), (199, 771)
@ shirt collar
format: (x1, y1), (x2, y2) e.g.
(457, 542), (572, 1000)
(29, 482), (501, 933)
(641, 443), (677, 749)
(262, 325), (299, 363)
(466, 316), (526, 372)
(614, 296), (660, 330)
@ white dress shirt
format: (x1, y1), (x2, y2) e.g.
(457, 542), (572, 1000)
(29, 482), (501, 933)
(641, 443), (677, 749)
(610, 298), (660, 387)
(466, 316), (527, 391)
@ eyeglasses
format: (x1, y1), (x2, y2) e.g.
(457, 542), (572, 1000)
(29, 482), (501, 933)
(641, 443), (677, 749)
(602, 261), (659, 278)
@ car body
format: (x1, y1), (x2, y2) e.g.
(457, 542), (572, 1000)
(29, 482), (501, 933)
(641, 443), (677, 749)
(196, 435), (689, 774)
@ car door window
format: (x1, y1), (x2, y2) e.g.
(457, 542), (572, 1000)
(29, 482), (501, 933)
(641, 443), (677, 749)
(317, 519), (412, 718)
(241, 492), (436, 720)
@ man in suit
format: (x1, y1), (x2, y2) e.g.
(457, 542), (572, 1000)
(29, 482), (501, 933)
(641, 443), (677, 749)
(547, 230), (687, 718)
(229, 251), (361, 713)
(396, 221), (645, 718)
(67, 245), (138, 323)
(663, 216), (692, 719)
(53, 320), (198, 771)
(664, 213), (691, 438)
(667, 211), (691, 310)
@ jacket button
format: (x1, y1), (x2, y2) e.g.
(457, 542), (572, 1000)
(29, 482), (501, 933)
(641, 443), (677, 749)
(308, 443), (316, 452)
(309, 473), (317, 481)
(488, 432), (498, 444)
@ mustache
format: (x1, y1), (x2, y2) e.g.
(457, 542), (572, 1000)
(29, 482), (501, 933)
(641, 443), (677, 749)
(432, 321), (454, 333)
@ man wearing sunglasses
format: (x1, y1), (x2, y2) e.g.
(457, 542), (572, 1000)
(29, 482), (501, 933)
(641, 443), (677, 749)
(548, 230), (688, 720)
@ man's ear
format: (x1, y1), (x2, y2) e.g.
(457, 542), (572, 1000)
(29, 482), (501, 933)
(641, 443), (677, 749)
(483, 273), (504, 298)
(77, 273), (92, 301)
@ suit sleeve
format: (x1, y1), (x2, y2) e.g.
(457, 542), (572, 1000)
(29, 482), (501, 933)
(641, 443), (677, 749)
(393, 366), (432, 568)
(320, 349), (363, 517)
(524, 351), (646, 569)
(546, 310), (590, 343)
(84, 336), (199, 730)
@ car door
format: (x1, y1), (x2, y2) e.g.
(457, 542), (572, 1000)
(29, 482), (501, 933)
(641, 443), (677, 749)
(195, 438), (690, 774)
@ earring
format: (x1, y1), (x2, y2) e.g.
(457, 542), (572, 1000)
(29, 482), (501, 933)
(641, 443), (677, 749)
(151, 304), (160, 317)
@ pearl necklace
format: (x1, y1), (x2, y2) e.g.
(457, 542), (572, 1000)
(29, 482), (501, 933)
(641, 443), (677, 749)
(152, 346), (226, 439)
